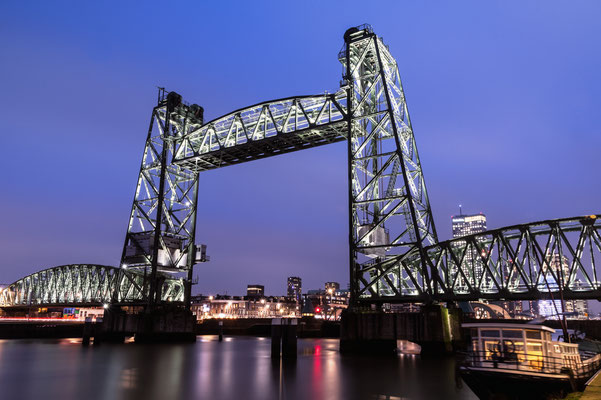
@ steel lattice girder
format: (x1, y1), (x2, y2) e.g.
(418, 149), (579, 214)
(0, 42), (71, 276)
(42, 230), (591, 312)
(341, 25), (438, 303)
(0, 264), (185, 307)
(173, 94), (348, 172)
(359, 215), (601, 302)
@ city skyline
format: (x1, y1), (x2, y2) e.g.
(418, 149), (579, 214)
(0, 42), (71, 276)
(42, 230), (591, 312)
(1, 2), (600, 296)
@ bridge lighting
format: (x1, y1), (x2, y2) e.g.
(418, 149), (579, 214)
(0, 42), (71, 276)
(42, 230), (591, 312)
(103, 303), (109, 309)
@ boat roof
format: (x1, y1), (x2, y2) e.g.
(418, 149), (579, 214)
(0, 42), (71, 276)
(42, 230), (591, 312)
(462, 322), (555, 333)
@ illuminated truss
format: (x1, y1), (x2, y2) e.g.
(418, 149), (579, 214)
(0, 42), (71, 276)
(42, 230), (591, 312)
(363, 215), (601, 302)
(0, 264), (185, 307)
(2, 25), (599, 308)
(120, 90), (205, 306)
(341, 25), (438, 302)
(174, 94), (347, 171)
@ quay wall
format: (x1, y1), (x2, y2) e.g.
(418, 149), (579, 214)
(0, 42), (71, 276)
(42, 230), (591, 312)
(0, 321), (86, 339)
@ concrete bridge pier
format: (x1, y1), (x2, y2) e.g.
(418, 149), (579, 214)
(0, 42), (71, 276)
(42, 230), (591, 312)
(339, 305), (463, 355)
(100, 304), (196, 343)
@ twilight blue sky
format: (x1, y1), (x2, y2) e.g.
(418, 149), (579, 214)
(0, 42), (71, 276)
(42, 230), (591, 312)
(1, 1), (600, 297)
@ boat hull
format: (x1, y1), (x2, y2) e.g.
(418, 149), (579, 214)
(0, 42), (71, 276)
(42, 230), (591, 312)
(459, 367), (582, 400)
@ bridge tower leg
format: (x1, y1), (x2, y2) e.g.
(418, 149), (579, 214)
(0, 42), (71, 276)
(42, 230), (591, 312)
(341, 25), (438, 305)
(340, 24), (445, 353)
(108, 89), (206, 341)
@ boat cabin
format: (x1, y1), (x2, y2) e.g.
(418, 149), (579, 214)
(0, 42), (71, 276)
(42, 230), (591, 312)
(464, 322), (584, 374)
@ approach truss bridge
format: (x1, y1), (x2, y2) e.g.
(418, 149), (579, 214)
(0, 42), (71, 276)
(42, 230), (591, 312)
(1, 25), (599, 308)
(0, 265), (184, 308)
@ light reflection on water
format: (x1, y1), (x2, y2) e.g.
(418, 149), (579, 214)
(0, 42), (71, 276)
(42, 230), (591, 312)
(0, 337), (477, 400)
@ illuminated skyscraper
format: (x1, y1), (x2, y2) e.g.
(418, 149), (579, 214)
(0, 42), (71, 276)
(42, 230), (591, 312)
(536, 254), (589, 319)
(452, 211), (487, 238)
(287, 277), (302, 305)
(451, 209), (487, 290)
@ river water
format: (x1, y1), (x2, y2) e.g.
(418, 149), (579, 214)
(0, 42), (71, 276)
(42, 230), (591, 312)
(0, 336), (478, 400)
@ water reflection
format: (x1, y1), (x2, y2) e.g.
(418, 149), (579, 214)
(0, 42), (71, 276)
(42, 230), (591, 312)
(0, 337), (476, 400)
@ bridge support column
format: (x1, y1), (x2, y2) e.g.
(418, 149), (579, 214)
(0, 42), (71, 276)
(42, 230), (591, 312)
(99, 305), (196, 343)
(340, 305), (463, 355)
(134, 305), (196, 343)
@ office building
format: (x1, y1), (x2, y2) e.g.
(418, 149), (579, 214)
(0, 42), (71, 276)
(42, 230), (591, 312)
(451, 210), (487, 290)
(287, 276), (302, 305)
(247, 284), (264, 298)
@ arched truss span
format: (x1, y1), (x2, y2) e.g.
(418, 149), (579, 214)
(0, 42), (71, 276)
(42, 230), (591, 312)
(360, 215), (601, 302)
(0, 264), (184, 307)
(174, 92), (347, 171)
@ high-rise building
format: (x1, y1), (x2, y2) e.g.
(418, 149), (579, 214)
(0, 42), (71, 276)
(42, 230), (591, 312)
(451, 210), (487, 290)
(452, 212), (487, 238)
(247, 284), (264, 298)
(535, 254), (589, 319)
(287, 277), (302, 305)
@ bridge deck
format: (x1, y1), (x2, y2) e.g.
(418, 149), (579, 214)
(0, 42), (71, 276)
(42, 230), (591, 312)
(176, 121), (347, 171)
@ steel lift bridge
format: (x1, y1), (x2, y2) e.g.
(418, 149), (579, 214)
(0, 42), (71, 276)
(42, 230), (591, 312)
(2, 25), (601, 310)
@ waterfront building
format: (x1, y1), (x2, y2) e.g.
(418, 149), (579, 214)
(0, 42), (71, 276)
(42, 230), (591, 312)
(287, 276), (302, 305)
(304, 286), (350, 320)
(191, 295), (297, 320)
(247, 284), (264, 298)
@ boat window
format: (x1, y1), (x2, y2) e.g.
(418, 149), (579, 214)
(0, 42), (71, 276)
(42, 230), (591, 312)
(525, 330), (541, 339)
(502, 339), (525, 363)
(554, 344), (561, 353)
(502, 330), (523, 339)
(526, 342), (544, 370)
(481, 329), (500, 338)
(483, 340), (501, 360)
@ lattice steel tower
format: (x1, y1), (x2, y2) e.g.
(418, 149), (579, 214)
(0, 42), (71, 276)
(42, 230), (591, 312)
(119, 89), (207, 307)
(341, 25), (438, 303)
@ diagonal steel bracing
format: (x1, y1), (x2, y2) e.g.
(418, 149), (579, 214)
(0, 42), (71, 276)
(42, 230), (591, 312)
(2, 25), (600, 309)
(341, 25), (438, 303)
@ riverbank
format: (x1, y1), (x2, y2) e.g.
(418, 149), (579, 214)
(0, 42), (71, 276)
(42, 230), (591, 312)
(0, 318), (340, 339)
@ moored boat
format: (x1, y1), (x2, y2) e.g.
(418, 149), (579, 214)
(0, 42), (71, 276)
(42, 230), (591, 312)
(459, 322), (601, 400)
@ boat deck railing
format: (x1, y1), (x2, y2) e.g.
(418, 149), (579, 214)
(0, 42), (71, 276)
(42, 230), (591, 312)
(462, 350), (601, 379)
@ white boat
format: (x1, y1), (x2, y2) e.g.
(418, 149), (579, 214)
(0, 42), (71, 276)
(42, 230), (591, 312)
(459, 322), (601, 400)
